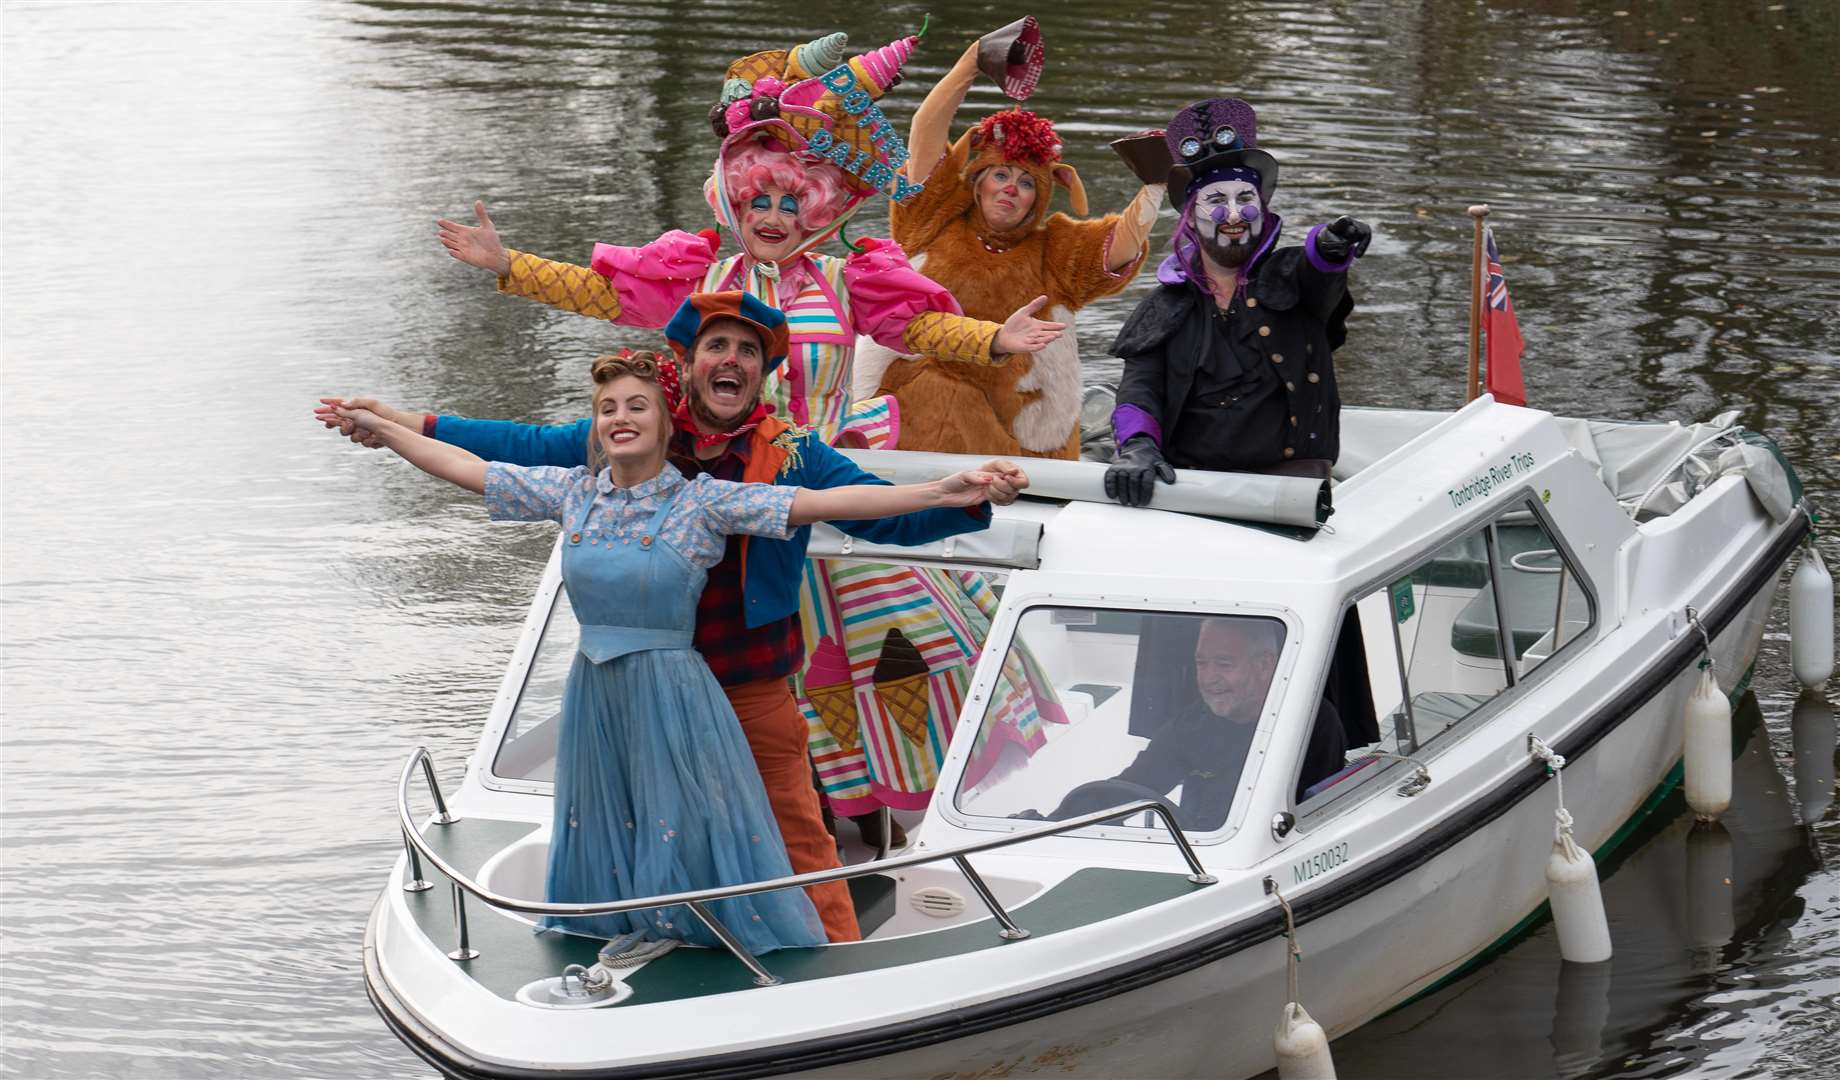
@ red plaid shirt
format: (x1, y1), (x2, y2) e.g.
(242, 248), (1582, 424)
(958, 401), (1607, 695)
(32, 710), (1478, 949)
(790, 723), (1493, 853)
(671, 434), (804, 687)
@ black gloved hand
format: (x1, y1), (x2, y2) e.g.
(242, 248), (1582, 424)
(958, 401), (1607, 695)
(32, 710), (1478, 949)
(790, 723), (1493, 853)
(1104, 435), (1176, 507)
(1314, 215), (1372, 263)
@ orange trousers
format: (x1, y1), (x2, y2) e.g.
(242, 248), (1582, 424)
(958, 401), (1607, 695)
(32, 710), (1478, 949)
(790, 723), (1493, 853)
(724, 677), (861, 942)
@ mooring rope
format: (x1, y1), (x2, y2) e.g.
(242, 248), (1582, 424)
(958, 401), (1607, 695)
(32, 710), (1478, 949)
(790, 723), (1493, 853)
(1266, 878), (1303, 1006)
(1528, 735), (1582, 862)
(1684, 605), (1716, 677)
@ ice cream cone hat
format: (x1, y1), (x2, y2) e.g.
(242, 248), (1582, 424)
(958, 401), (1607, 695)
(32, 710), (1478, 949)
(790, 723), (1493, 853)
(708, 30), (928, 209)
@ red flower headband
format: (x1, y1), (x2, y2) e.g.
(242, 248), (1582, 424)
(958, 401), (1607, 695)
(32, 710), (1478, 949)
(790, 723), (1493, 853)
(610, 346), (684, 412)
(975, 108), (1062, 166)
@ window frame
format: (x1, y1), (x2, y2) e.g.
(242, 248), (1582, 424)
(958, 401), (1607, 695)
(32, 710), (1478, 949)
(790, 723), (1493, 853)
(938, 595), (1305, 847)
(481, 564), (572, 796)
(1293, 489), (1599, 823)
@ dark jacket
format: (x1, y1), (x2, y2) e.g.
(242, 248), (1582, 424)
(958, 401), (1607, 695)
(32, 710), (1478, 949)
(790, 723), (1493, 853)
(1049, 698), (1348, 831)
(1112, 245), (1353, 468)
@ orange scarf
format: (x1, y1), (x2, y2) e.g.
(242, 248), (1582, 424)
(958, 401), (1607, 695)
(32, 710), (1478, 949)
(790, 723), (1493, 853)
(736, 415), (799, 587)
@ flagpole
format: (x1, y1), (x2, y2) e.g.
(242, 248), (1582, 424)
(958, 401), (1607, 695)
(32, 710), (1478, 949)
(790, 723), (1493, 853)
(1466, 203), (1490, 403)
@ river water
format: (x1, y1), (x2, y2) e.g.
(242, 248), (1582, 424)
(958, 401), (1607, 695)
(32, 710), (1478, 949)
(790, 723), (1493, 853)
(1, 1), (1835, 1077)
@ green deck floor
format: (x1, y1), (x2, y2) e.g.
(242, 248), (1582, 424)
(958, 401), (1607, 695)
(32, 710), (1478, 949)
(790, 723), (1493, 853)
(404, 817), (1205, 1004)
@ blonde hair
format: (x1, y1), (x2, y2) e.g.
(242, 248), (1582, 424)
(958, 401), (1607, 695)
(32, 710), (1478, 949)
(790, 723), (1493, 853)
(586, 352), (673, 473)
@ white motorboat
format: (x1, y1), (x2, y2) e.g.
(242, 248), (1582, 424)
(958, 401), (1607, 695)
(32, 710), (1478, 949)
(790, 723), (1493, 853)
(364, 396), (1813, 1079)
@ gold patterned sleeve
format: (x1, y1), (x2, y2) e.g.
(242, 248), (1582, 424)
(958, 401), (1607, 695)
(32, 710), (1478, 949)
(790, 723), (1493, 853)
(901, 310), (1006, 367)
(495, 250), (623, 322)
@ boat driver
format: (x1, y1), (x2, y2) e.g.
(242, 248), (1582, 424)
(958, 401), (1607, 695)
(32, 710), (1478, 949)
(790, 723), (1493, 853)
(1104, 97), (1373, 506)
(1029, 617), (1346, 830)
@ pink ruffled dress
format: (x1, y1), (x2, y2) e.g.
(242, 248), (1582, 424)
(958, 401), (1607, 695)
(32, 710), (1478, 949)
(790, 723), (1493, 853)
(588, 233), (959, 447)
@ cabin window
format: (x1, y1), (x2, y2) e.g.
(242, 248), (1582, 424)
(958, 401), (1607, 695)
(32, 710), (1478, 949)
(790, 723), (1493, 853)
(490, 589), (578, 785)
(952, 606), (1291, 837)
(1489, 508), (1595, 681)
(1300, 498), (1595, 808)
(1395, 526), (1514, 747)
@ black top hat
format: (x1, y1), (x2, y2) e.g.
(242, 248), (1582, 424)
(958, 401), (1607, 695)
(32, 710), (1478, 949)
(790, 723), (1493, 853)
(1162, 97), (1278, 204)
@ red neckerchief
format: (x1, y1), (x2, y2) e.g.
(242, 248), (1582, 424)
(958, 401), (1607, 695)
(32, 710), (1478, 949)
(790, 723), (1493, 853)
(672, 397), (771, 451)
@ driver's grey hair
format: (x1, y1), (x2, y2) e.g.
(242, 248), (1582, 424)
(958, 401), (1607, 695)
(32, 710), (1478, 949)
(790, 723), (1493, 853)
(1195, 616), (1283, 660)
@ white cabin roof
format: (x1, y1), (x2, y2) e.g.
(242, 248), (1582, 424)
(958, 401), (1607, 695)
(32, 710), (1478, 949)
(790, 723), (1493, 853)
(837, 398), (1628, 600)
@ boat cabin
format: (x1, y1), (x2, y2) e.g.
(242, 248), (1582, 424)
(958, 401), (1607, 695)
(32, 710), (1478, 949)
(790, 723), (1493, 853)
(469, 397), (1765, 900)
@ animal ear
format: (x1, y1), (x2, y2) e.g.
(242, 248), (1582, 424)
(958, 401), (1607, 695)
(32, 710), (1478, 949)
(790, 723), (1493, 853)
(1052, 163), (1088, 216)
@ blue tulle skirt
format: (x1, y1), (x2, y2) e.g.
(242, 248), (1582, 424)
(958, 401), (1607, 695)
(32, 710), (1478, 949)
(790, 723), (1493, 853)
(540, 648), (825, 953)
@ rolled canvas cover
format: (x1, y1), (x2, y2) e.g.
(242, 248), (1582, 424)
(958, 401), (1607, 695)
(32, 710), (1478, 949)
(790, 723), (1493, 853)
(838, 449), (1332, 527)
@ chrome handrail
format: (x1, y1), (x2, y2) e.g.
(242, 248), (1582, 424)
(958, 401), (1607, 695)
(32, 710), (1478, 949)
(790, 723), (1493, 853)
(398, 748), (455, 894)
(396, 748), (1217, 981)
(419, 752), (458, 825)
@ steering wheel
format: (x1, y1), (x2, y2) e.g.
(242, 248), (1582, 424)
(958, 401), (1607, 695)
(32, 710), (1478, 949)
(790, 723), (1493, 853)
(1034, 778), (1176, 823)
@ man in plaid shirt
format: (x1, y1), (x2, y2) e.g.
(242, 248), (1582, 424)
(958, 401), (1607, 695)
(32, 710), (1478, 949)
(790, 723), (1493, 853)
(320, 291), (1022, 942)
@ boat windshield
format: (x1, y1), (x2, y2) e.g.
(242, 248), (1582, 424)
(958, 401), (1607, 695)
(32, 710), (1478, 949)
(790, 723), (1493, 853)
(492, 589), (577, 785)
(953, 607), (1289, 836)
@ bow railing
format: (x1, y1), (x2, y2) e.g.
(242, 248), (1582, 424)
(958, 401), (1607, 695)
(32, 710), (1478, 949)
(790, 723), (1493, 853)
(397, 747), (1217, 987)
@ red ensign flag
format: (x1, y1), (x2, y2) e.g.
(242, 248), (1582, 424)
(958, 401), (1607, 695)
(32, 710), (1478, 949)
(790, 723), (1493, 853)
(1482, 225), (1527, 406)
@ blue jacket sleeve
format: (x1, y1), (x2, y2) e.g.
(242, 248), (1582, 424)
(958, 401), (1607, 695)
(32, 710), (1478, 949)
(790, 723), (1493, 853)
(795, 437), (992, 545)
(432, 417), (592, 468)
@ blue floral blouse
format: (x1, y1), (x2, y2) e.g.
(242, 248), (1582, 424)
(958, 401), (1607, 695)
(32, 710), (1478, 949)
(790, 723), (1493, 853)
(483, 463), (796, 568)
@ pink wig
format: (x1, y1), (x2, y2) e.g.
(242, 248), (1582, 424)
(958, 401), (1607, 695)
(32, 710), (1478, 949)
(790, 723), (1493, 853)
(720, 140), (853, 233)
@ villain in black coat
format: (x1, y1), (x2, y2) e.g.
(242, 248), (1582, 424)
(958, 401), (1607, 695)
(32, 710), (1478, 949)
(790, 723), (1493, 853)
(1111, 244), (1355, 470)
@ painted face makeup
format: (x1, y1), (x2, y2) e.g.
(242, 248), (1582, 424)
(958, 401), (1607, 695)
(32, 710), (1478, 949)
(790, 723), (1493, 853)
(1194, 178), (1263, 270)
(685, 317), (767, 430)
(748, 193), (800, 216)
(741, 184), (806, 263)
(976, 165), (1038, 234)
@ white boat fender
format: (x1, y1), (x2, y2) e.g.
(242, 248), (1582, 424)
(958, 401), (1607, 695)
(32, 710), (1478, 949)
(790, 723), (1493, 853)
(1791, 690), (1835, 823)
(1681, 608), (1733, 822)
(1275, 1003), (1336, 1080)
(1529, 736), (1612, 963)
(1789, 544), (1833, 690)
(1684, 668), (1733, 821)
(1264, 878), (1338, 1080)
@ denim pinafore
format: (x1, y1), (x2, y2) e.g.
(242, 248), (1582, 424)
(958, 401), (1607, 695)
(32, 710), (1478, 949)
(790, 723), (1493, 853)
(540, 482), (824, 953)
(562, 486), (698, 663)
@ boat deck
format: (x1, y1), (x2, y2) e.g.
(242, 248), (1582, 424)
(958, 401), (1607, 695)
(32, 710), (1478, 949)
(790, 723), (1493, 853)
(406, 817), (1208, 1004)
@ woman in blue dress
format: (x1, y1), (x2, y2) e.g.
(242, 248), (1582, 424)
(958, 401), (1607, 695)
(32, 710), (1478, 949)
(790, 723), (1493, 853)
(329, 349), (1021, 954)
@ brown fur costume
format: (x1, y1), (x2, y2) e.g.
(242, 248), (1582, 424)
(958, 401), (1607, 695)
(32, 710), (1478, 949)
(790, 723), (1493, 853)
(855, 115), (1145, 460)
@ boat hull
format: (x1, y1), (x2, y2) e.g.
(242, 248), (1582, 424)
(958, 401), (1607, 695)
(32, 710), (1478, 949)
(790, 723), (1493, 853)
(791, 567), (1786, 1080)
(366, 543), (1791, 1080)
(365, 410), (1810, 1080)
